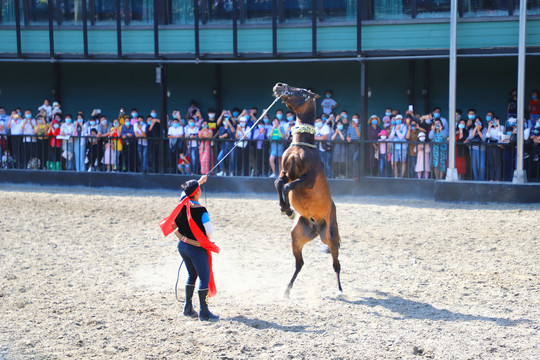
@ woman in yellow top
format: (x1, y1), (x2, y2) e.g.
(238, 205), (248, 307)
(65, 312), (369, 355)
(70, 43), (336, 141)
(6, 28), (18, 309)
(34, 115), (49, 169)
(108, 119), (123, 171)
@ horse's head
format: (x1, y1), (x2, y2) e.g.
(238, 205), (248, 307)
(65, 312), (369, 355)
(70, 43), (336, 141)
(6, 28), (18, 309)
(273, 83), (320, 116)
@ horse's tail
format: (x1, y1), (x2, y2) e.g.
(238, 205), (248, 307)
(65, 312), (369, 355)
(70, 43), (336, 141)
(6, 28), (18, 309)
(329, 201), (340, 249)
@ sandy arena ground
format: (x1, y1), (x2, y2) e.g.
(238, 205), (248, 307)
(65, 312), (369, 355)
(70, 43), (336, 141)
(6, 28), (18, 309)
(0, 184), (539, 359)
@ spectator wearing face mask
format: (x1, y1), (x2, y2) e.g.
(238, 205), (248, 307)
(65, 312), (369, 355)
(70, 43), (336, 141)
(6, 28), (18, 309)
(406, 118), (424, 178)
(252, 120), (267, 177)
(500, 118), (517, 181)
(168, 118), (184, 174)
(485, 114), (504, 181)
(60, 114), (76, 170)
(377, 130), (389, 177)
(51, 101), (62, 118)
(320, 90), (338, 115)
(336, 111), (349, 132)
(73, 115), (86, 172)
(235, 115), (251, 176)
(198, 120), (213, 175)
(46, 119), (62, 171)
(146, 112), (161, 173)
(20, 110), (37, 169)
(367, 115), (380, 175)
(456, 119), (469, 179)
(134, 115), (148, 173)
(108, 119), (122, 171)
(415, 132), (430, 179)
(346, 113), (362, 180)
(268, 118), (286, 178)
(428, 119), (448, 180)
(315, 117), (332, 177)
(465, 117), (487, 180)
(185, 118), (200, 174)
(331, 119), (347, 178)
(389, 114), (408, 178)
(34, 115), (48, 169)
(121, 117), (136, 172)
(529, 89), (540, 123)
(216, 116), (236, 176)
(206, 108), (218, 132)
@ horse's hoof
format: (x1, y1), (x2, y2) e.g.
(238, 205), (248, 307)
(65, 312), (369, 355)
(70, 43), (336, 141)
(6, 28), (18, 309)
(287, 211), (295, 220)
(334, 290), (344, 298)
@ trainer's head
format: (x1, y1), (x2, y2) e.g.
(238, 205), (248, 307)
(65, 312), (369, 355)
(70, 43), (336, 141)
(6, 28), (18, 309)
(181, 180), (200, 199)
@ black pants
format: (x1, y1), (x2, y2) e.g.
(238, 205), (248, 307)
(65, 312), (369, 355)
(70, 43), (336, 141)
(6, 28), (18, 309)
(123, 144), (136, 172)
(487, 145), (502, 181)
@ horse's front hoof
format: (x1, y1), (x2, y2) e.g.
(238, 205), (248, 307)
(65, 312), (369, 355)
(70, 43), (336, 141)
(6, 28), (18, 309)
(334, 290), (344, 297)
(281, 209), (295, 219)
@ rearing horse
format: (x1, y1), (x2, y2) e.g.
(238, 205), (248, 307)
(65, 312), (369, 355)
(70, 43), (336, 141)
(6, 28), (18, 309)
(273, 83), (342, 298)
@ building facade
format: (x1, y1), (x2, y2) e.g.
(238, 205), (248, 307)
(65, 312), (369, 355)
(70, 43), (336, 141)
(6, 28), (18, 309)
(1, 1), (540, 124)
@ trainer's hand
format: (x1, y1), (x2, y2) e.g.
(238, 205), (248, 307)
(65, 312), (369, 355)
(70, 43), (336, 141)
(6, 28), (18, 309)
(198, 175), (208, 185)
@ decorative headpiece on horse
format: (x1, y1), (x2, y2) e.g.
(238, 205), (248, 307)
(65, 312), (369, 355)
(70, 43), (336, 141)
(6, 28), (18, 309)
(273, 83), (320, 112)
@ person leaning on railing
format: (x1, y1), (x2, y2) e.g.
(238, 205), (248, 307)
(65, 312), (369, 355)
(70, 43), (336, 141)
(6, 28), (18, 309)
(34, 115), (48, 170)
(46, 119), (62, 171)
(331, 119), (347, 179)
(428, 118), (447, 180)
(405, 117), (424, 179)
(455, 118), (470, 179)
(346, 114), (361, 180)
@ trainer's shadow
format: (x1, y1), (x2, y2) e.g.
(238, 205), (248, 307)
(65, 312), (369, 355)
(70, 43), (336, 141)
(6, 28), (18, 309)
(336, 291), (532, 327)
(227, 315), (324, 333)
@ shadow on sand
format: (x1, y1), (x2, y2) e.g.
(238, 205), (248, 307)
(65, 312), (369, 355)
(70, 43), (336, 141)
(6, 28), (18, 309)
(334, 291), (533, 327)
(227, 315), (325, 333)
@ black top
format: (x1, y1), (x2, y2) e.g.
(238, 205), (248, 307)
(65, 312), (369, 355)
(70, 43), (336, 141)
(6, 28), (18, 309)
(147, 121), (161, 138)
(174, 202), (207, 240)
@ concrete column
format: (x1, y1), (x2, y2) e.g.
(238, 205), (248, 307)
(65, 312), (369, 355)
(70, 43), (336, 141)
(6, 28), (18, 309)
(446, 0), (458, 181)
(513, 0), (528, 183)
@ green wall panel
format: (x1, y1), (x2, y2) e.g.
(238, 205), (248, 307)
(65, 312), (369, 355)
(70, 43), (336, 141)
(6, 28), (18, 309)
(122, 30), (154, 54)
(159, 29), (195, 54)
(54, 30), (84, 54)
(238, 28), (272, 53)
(200, 29), (233, 53)
(318, 26), (356, 51)
(0, 30), (17, 53)
(20, 29), (49, 53)
(88, 30), (117, 54)
(277, 27), (311, 52)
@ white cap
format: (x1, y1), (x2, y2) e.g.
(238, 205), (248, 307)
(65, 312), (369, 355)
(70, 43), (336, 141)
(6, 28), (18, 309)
(52, 101), (59, 107)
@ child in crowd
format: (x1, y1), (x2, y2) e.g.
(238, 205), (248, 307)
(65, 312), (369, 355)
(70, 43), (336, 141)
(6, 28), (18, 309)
(320, 89), (338, 116)
(178, 153), (191, 174)
(377, 130), (389, 177)
(415, 132), (430, 179)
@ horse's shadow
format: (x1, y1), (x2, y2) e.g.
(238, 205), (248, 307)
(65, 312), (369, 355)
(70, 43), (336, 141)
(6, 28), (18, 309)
(334, 290), (532, 327)
(227, 315), (325, 333)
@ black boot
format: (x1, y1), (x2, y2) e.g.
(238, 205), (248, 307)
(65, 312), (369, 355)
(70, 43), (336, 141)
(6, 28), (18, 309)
(198, 289), (219, 321)
(183, 285), (198, 318)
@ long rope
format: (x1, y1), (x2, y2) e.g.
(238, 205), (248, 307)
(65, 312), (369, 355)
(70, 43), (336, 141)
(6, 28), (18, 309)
(175, 259), (185, 302)
(175, 96), (280, 301)
(207, 96), (281, 175)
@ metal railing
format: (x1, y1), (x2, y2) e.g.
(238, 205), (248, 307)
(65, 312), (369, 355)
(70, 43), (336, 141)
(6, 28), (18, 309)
(1, 134), (539, 182)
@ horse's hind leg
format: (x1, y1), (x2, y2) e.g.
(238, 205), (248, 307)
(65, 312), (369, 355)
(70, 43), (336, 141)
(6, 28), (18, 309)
(285, 216), (318, 298)
(320, 203), (343, 295)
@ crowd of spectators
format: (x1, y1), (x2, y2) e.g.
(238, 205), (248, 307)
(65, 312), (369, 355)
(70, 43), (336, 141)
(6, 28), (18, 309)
(1, 88), (539, 182)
